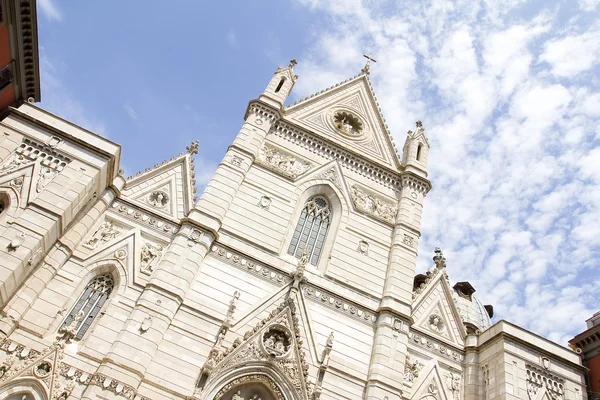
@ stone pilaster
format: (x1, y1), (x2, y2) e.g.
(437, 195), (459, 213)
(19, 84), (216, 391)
(96, 212), (214, 388)
(194, 101), (278, 235)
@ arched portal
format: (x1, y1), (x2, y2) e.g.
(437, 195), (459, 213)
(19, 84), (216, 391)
(207, 372), (289, 400)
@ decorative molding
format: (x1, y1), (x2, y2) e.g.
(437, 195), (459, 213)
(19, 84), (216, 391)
(82, 221), (122, 250)
(246, 102), (279, 123)
(302, 285), (376, 325)
(401, 175), (431, 195)
(350, 185), (397, 225)
(412, 248), (448, 300)
(211, 245), (288, 286)
(408, 331), (464, 362)
(315, 168), (342, 190)
(256, 144), (311, 180)
(111, 200), (178, 235)
(526, 363), (565, 400)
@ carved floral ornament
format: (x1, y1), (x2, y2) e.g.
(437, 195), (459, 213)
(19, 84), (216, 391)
(147, 190), (169, 208)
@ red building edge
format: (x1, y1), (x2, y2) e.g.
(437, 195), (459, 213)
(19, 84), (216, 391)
(0, 0), (41, 114)
(570, 312), (600, 400)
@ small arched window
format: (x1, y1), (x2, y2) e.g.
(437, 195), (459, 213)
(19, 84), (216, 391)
(275, 77), (286, 93)
(60, 274), (114, 340)
(288, 196), (331, 266)
(416, 144), (422, 161)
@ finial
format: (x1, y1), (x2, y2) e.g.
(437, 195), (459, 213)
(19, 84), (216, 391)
(186, 140), (199, 155)
(223, 290), (240, 327)
(326, 332), (335, 348)
(362, 53), (377, 75)
(289, 58), (298, 68)
(433, 247), (446, 269)
(416, 120), (423, 128)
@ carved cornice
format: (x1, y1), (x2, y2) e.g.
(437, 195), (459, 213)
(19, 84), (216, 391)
(401, 174), (431, 195)
(272, 121), (402, 190)
(244, 100), (281, 122)
(302, 285), (376, 326)
(12, 0), (41, 101)
(408, 330), (465, 363)
(210, 244), (289, 286)
(110, 200), (179, 235)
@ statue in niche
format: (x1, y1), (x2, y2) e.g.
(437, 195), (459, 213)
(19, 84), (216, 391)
(84, 222), (121, 249)
(148, 190), (169, 208)
(140, 242), (163, 275)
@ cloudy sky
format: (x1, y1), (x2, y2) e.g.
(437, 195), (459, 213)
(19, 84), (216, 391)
(37, 0), (599, 345)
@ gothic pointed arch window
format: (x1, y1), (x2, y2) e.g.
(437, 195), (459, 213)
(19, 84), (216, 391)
(59, 273), (114, 341)
(288, 195), (331, 266)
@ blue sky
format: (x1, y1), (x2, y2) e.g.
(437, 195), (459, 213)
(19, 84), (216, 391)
(37, 0), (600, 345)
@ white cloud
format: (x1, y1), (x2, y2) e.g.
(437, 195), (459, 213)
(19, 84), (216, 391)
(539, 25), (600, 77)
(38, 0), (63, 22)
(292, 0), (600, 344)
(579, 0), (600, 11)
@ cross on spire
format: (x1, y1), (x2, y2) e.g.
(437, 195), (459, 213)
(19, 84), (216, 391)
(362, 53), (377, 75)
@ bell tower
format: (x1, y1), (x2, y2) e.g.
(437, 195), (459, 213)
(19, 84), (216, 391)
(258, 59), (298, 108)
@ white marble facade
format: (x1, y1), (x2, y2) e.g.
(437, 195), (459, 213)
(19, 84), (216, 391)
(0, 62), (588, 400)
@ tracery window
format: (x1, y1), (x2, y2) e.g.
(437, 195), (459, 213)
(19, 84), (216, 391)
(60, 274), (114, 341)
(287, 196), (331, 266)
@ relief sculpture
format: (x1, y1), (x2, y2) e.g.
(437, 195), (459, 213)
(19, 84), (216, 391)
(256, 145), (311, 179)
(350, 185), (397, 224)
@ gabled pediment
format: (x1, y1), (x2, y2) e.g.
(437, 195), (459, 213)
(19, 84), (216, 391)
(201, 297), (312, 400)
(412, 266), (467, 347)
(121, 153), (196, 220)
(284, 74), (402, 171)
(410, 361), (454, 400)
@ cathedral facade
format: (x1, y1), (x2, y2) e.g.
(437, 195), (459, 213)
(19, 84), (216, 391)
(0, 58), (589, 400)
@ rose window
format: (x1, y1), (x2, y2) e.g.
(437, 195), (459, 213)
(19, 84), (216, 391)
(333, 111), (363, 135)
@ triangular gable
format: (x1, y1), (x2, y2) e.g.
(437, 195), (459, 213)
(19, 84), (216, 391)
(285, 74), (402, 171)
(121, 154), (195, 220)
(0, 342), (68, 399)
(201, 297), (312, 399)
(295, 159), (350, 196)
(410, 361), (452, 400)
(0, 162), (35, 208)
(412, 270), (467, 347)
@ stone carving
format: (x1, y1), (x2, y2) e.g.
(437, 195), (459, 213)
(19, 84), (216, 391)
(257, 195), (271, 209)
(413, 248), (448, 299)
(112, 201), (177, 234)
(392, 318), (403, 332)
(200, 299), (310, 399)
(333, 111), (363, 136)
(303, 285), (376, 325)
(404, 356), (422, 383)
(445, 372), (461, 400)
(526, 363), (564, 400)
(223, 291), (241, 327)
(403, 234), (413, 246)
(58, 311), (83, 343)
(292, 248), (308, 286)
(140, 242), (163, 275)
(187, 229), (204, 247)
(429, 314), (445, 333)
(231, 156), (243, 167)
(350, 185), (397, 224)
(34, 361), (52, 378)
(83, 222), (121, 250)
(262, 325), (292, 357)
(257, 145), (311, 179)
(316, 168), (342, 189)
(0, 154), (28, 173)
(212, 375), (284, 400)
(321, 332), (334, 369)
(211, 245), (287, 286)
(357, 240), (369, 255)
(10, 176), (24, 189)
(139, 315), (152, 333)
(428, 380), (438, 395)
(36, 167), (58, 192)
(409, 332), (464, 362)
(147, 190), (169, 208)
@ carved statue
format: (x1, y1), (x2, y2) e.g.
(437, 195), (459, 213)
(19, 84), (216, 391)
(36, 167), (57, 193)
(0, 154), (27, 172)
(404, 356), (422, 383)
(259, 146), (310, 179)
(350, 186), (397, 223)
(232, 391), (244, 400)
(148, 191), (169, 208)
(84, 222), (121, 249)
(140, 242), (163, 274)
(445, 372), (461, 400)
(429, 314), (444, 333)
(58, 310), (84, 342)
